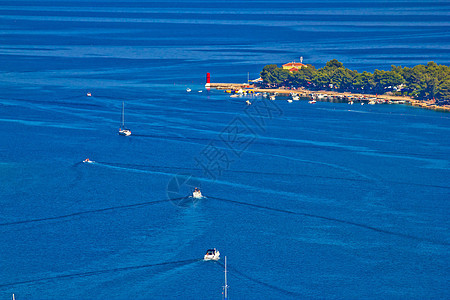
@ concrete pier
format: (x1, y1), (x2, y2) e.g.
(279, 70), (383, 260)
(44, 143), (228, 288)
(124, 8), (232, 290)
(209, 82), (450, 112)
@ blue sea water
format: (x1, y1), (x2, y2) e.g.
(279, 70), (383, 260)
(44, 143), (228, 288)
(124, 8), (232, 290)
(0, 1), (449, 299)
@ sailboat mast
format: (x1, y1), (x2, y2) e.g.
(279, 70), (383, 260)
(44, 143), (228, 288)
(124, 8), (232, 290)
(224, 256), (228, 300)
(121, 101), (125, 128)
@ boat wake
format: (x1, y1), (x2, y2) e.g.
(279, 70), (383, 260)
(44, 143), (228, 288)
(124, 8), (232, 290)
(0, 197), (185, 228)
(207, 196), (450, 246)
(0, 258), (202, 289)
(216, 260), (302, 298)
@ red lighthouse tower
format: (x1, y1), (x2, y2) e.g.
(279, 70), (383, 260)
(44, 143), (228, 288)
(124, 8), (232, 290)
(205, 72), (211, 88)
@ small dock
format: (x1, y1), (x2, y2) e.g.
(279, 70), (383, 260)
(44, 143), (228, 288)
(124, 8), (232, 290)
(209, 82), (450, 111)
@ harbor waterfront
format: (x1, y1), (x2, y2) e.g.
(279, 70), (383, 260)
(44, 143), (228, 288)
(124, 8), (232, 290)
(210, 82), (450, 112)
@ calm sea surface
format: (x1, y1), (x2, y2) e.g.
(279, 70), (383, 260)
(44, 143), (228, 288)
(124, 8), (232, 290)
(0, 1), (449, 299)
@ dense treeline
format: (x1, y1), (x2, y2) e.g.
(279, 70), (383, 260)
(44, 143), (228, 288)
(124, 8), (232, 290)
(260, 60), (450, 101)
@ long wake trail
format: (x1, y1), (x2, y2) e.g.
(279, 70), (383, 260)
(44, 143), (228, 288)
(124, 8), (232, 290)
(208, 196), (450, 246)
(0, 259), (202, 288)
(0, 197), (185, 227)
(216, 260), (302, 298)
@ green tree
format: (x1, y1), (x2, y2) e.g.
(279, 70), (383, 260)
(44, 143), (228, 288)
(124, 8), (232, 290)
(436, 77), (450, 100)
(353, 71), (374, 91)
(324, 59), (344, 70)
(260, 64), (279, 85)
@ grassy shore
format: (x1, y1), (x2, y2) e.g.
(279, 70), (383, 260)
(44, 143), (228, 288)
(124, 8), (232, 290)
(209, 83), (450, 112)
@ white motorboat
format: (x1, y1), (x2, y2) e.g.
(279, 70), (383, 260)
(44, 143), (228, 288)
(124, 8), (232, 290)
(83, 158), (94, 164)
(292, 96), (300, 101)
(309, 100), (316, 104)
(269, 95), (276, 100)
(204, 248), (220, 261)
(192, 188), (203, 199)
(287, 99), (293, 103)
(186, 88), (191, 92)
(118, 101), (131, 136)
(246, 100), (252, 105)
(86, 92), (92, 97)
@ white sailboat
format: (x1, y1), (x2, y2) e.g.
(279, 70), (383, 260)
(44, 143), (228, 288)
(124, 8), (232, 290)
(118, 101), (131, 136)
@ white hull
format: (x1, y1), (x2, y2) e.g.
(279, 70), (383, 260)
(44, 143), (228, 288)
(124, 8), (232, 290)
(204, 249), (220, 261)
(119, 129), (131, 136)
(192, 191), (203, 199)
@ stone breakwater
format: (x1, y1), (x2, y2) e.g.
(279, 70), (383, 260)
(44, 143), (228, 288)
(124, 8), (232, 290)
(209, 83), (450, 112)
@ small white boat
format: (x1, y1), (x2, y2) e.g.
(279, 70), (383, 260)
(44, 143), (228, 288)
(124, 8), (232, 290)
(204, 248), (220, 261)
(361, 102), (365, 105)
(368, 100), (376, 105)
(348, 101), (354, 105)
(287, 99), (293, 103)
(86, 92), (92, 97)
(186, 88), (191, 92)
(246, 100), (252, 105)
(118, 101), (131, 136)
(269, 95), (276, 100)
(309, 100), (316, 104)
(83, 158), (94, 164)
(292, 96), (300, 101)
(198, 90), (203, 93)
(192, 188), (203, 199)
(119, 129), (131, 136)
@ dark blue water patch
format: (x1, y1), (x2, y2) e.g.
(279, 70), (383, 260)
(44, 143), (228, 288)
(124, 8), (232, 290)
(2, 1), (449, 9)
(2, 7), (449, 24)
(326, 47), (450, 56)
(0, 55), (188, 72)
